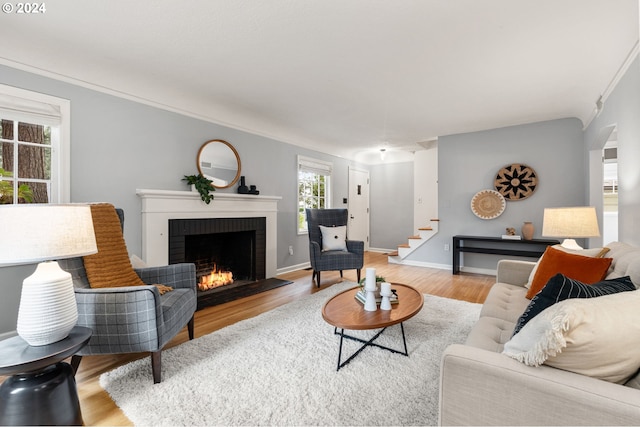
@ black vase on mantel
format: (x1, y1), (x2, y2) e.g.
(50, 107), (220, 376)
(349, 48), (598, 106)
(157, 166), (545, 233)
(238, 176), (249, 194)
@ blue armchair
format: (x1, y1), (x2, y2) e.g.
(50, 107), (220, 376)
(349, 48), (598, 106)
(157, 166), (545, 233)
(305, 208), (364, 287)
(58, 208), (196, 384)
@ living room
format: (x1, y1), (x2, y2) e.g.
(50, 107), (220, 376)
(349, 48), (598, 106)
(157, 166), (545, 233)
(1, 1), (640, 425)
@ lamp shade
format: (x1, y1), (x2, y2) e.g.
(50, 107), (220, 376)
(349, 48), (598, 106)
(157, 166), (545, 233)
(542, 206), (600, 238)
(0, 204), (97, 346)
(0, 204), (97, 266)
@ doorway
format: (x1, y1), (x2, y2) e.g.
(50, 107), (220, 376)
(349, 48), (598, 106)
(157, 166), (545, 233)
(588, 124), (618, 247)
(348, 167), (370, 250)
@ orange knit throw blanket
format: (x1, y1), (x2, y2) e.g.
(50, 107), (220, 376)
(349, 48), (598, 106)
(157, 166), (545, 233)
(83, 203), (172, 295)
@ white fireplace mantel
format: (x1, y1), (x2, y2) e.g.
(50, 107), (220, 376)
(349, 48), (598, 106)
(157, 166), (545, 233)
(136, 189), (281, 277)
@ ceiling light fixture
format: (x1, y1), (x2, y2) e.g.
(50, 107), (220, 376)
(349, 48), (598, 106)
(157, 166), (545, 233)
(380, 148), (387, 160)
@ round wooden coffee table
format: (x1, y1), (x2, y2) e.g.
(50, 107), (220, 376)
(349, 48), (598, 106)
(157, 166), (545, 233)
(322, 283), (423, 371)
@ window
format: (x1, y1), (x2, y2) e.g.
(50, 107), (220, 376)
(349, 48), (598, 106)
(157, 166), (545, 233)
(297, 155), (332, 233)
(0, 85), (70, 204)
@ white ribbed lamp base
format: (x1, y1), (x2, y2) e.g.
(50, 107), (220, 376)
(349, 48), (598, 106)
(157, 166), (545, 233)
(560, 238), (584, 250)
(16, 261), (78, 346)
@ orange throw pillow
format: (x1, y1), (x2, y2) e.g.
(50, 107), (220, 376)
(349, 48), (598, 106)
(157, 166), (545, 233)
(526, 246), (612, 299)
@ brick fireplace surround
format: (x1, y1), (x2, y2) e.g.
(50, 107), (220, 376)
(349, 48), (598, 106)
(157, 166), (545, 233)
(136, 189), (280, 278)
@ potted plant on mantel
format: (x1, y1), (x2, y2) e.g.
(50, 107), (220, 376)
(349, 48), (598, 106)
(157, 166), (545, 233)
(182, 174), (215, 204)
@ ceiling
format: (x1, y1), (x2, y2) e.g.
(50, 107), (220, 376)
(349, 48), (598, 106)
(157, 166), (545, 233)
(0, 1), (638, 163)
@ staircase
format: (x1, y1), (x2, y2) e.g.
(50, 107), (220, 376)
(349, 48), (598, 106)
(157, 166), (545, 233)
(388, 219), (439, 264)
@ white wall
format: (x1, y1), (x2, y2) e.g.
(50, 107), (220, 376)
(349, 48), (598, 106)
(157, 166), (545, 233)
(413, 147), (438, 232)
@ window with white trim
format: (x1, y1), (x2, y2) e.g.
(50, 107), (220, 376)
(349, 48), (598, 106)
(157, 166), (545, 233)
(298, 155), (332, 233)
(0, 86), (70, 204)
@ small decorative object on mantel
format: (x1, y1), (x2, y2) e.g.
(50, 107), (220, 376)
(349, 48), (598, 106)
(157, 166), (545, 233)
(494, 163), (538, 201)
(237, 176), (249, 193)
(237, 176), (260, 195)
(182, 174), (215, 204)
(471, 189), (506, 220)
(522, 221), (535, 240)
(502, 227), (521, 240)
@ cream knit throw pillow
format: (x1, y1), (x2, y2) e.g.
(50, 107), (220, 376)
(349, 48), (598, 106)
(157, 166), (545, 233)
(503, 289), (640, 384)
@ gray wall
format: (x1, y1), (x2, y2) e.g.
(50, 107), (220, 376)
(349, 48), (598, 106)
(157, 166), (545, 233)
(0, 64), (365, 262)
(408, 118), (586, 271)
(369, 161), (415, 250)
(0, 64), (371, 335)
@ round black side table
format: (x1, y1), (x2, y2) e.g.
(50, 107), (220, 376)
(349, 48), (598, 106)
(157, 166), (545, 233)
(0, 326), (91, 426)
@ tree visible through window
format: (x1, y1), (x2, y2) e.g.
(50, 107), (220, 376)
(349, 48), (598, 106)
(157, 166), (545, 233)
(0, 120), (51, 204)
(0, 85), (68, 205)
(298, 156), (332, 233)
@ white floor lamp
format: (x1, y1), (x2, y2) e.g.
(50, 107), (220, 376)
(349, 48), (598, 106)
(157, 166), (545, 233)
(0, 204), (97, 346)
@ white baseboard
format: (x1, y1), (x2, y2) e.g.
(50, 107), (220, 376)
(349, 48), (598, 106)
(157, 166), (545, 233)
(458, 266), (497, 276)
(276, 258), (496, 277)
(276, 262), (310, 276)
(0, 330), (17, 341)
(386, 258), (496, 276)
(368, 247), (396, 253)
(388, 258), (451, 271)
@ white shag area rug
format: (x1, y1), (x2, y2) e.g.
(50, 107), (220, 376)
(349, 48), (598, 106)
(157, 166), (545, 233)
(100, 281), (481, 426)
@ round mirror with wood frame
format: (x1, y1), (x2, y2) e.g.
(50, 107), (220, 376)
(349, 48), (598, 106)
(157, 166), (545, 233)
(196, 139), (241, 189)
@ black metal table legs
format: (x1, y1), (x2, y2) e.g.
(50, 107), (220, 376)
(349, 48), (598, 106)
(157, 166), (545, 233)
(334, 323), (409, 371)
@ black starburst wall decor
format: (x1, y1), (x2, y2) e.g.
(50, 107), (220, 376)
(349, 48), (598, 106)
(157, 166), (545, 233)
(494, 163), (538, 200)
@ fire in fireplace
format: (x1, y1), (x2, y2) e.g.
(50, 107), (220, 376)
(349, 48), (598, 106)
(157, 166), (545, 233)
(198, 264), (234, 291)
(185, 228), (257, 288)
(169, 217), (268, 309)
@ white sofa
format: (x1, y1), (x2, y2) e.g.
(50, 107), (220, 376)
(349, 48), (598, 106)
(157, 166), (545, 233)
(439, 241), (640, 426)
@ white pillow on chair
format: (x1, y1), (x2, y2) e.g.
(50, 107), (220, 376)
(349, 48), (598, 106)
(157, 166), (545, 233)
(319, 225), (348, 252)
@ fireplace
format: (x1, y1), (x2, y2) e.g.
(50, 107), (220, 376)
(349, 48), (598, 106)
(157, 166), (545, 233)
(136, 190), (284, 309)
(169, 217), (271, 309)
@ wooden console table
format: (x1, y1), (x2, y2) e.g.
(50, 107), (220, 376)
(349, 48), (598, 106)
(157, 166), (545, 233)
(452, 235), (559, 274)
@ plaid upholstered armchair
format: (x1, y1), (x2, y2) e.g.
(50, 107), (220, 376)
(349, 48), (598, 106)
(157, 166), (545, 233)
(305, 208), (364, 287)
(58, 206), (197, 384)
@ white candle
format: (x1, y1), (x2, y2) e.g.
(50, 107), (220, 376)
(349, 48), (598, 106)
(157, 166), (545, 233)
(381, 282), (391, 294)
(365, 268), (376, 290)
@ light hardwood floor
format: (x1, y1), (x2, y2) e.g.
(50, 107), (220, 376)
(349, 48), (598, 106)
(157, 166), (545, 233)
(46, 252), (496, 425)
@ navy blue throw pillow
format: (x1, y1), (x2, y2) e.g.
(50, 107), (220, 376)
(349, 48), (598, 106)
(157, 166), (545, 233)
(512, 274), (635, 337)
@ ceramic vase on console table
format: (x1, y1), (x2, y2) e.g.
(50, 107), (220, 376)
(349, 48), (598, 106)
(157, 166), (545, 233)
(522, 221), (534, 240)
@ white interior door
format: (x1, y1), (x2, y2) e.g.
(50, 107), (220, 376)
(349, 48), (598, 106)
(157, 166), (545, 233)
(348, 167), (370, 250)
